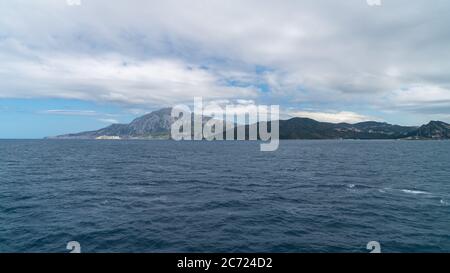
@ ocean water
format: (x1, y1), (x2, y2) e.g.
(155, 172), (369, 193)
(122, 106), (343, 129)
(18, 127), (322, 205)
(0, 140), (449, 253)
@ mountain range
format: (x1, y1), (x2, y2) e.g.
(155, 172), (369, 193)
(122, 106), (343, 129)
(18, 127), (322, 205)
(47, 108), (450, 140)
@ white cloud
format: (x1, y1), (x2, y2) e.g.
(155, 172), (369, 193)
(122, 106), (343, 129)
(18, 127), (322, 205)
(41, 109), (121, 124)
(98, 118), (119, 124)
(41, 109), (98, 116)
(289, 110), (374, 124)
(199, 99), (283, 124)
(388, 85), (450, 107)
(0, 48), (257, 106)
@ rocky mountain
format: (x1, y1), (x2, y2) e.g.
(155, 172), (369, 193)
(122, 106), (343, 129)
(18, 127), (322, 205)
(405, 121), (450, 139)
(48, 108), (450, 140)
(48, 108), (213, 139)
(48, 108), (175, 139)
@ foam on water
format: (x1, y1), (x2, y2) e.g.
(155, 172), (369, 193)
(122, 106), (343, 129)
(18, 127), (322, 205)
(400, 189), (431, 195)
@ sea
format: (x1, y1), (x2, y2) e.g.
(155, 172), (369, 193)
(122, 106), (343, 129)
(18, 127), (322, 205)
(0, 140), (449, 253)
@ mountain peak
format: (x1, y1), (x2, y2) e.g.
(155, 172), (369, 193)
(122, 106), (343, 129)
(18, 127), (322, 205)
(427, 120), (449, 126)
(408, 120), (450, 139)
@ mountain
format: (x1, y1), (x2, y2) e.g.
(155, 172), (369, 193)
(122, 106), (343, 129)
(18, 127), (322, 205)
(277, 118), (417, 139)
(48, 108), (214, 139)
(48, 108), (450, 140)
(405, 121), (450, 139)
(48, 108), (175, 139)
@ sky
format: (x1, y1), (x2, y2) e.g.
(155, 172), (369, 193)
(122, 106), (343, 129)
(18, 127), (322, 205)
(1, 0), (450, 138)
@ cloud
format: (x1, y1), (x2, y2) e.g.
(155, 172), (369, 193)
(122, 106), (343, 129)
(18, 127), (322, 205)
(98, 118), (120, 124)
(1, 0), (450, 121)
(0, 47), (257, 106)
(388, 85), (450, 108)
(41, 109), (98, 116)
(289, 110), (374, 124)
(41, 109), (121, 124)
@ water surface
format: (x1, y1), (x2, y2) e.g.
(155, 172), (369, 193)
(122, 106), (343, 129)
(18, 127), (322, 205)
(1, 140), (449, 252)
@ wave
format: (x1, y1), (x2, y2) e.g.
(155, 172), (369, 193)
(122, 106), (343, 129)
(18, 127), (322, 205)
(378, 187), (392, 193)
(400, 189), (431, 195)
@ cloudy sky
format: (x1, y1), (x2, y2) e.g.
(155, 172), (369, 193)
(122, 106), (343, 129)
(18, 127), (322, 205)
(1, 0), (450, 138)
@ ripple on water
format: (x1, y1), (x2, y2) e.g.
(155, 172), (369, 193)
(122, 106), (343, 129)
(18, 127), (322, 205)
(1, 140), (450, 252)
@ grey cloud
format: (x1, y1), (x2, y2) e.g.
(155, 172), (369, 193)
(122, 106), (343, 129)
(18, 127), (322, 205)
(1, 0), (450, 119)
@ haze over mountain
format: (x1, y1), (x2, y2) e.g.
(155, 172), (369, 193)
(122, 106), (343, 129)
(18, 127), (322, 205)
(48, 108), (450, 140)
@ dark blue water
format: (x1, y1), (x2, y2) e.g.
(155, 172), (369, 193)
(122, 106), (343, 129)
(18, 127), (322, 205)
(1, 140), (449, 253)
